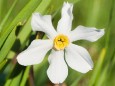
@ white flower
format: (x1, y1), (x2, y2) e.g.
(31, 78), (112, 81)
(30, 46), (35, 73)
(17, 2), (104, 84)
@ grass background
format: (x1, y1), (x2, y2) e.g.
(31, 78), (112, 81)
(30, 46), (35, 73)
(0, 0), (115, 86)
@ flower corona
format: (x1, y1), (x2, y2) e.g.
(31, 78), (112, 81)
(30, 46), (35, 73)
(54, 34), (69, 50)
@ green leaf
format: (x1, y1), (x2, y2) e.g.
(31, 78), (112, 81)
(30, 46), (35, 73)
(0, 22), (25, 63)
(4, 64), (25, 86)
(70, 75), (83, 86)
(0, 0), (18, 31)
(0, 0), (30, 31)
(9, 71), (23, 86)
(0, 0), (14, 23)
(34, 58), (49, 86)
(0, 59), (8, 70)
(89, 48), (106, 86)
(0, 0), (42, 48)
(20, 66), (31, 86)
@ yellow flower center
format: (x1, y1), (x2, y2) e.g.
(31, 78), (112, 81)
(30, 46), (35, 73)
(53, 34), (69, 50)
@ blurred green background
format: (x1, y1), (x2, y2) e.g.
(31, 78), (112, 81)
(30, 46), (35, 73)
(0, 0), (115, 86)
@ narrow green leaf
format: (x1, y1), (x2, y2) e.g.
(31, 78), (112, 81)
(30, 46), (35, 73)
(0, 0), (3, 23)
(0, 0), (30, 33)
(89, 48), (106, 86)
(9, 71), (23, 86)
(70, 75), (83, 86)
(95, 66), (108, 86)
(20, 66), (30, 86)
(0, 0), (42, 48)
(0, 0), (18, 31)
(34, 58), (49, 86)
(5, 63), (25, 86)
(0, 59), (8, 70)
(0, 0), (14, 23)
(0, 22), (25, 63)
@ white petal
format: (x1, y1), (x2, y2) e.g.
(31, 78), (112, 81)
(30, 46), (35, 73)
(31, 13), (57, 39)
(57, 2), (73, 35)
(17, 40), (53, 66)
(69, 25), (104, 42)
(65, 43), (93, 73)
(47, 50), (68, 84)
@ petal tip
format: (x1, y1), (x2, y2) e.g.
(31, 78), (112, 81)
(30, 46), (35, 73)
(101, 29), (105, 35)
(17, 53), (29, 66)
(63, 1), (73, 7)
(81, 67), (93, 73)
(17, 55), (25, 66)
(47, 65), (67, 84)
(32, 12), (41, 16)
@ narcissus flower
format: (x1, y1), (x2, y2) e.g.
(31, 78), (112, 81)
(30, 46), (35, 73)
(17, 2), (104, 84)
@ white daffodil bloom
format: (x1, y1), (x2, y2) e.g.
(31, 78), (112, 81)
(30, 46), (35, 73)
(17, 2), (104, 84)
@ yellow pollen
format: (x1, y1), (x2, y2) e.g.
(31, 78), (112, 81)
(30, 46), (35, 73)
(54, 34), (69, 50)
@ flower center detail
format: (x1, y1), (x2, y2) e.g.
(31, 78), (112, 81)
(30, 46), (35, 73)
(53, 34), (69, 50)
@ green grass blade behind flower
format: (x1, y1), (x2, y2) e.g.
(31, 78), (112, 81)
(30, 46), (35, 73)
(2, 60), (16, 86)
(105, 0), (115, 60)
(65, 68), (82, 86)
(82, 0), (112, 27)
(20, 66), (31, 86)
(4, 64), (25, 86)
(95, 63), (109, 86)
(0, 0), (3, 23)
(9, 71), (23, 86)
(69, 0), (112, 33)
(0, 22), (25, 63)
(0, 0), (14, 24)
(0, 0), (42, 48)
(35, 0), (52, 13)
(34, 58), (49, 86)
(96, 49), (115, 86)
(86, 0), (101, 26)
(0, 0), (18, 31)
(89, 48), (106, 86)
(0, 0), (30, 32)
(70, 75), (83, 86)
(101, 1), (115, 85)
(0, 59), (8, 70)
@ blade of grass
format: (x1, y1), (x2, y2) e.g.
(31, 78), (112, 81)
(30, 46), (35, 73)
(20, 66), (31, 86)
(0, 59), (8, 70)
(95, 62), (108, 86)
(0, 0), (18, 31)
(0, 0), (42, 48)
(9, 71), (23, 86)
(89, 48), (106, 86)
(0, 22), (25, 63)
(4, 63), (25, 86)
(70, 75), (83, 86)
(0, 0), (14, 23)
